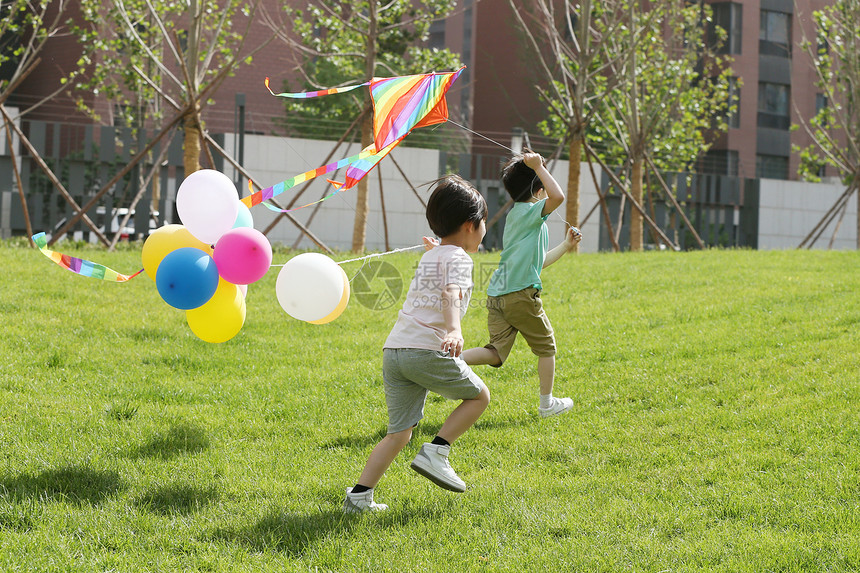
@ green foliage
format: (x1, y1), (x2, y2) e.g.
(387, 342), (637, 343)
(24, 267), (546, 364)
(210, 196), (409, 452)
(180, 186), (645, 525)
(538, 1), (735, 174)
(1, 241), (859, 570)
(276, 0), (464, 149)
(71, 0), (252, 126)
(0, 1), (68, 95)
(794, 0), (860, 184)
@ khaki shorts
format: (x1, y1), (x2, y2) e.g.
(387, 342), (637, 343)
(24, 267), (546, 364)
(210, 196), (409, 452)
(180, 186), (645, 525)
(485, 287), (556, 365)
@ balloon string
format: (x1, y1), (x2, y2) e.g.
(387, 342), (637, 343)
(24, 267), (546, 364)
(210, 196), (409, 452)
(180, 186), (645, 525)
(335, 244), (424, 264)
(269, 244), (424, 268)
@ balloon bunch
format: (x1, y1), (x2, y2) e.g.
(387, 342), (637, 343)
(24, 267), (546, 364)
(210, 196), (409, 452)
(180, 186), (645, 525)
(142, 170), (272, 343)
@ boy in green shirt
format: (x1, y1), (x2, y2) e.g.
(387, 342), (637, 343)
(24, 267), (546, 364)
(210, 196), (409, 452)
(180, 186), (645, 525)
(462, 151), (581, 417)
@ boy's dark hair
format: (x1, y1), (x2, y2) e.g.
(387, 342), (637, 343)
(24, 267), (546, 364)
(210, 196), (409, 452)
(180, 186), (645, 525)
(426, 175), (488, 238)
(501, 150), (544, 202)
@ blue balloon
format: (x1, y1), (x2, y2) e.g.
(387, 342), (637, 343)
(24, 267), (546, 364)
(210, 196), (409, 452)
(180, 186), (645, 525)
(155, 247), (220, 310)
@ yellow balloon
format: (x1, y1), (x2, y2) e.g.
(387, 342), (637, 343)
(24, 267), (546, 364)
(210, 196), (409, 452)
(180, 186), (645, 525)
(186, 278), (246, 343)
(309, 266), (351, 325)
(142, 224), (214, 281)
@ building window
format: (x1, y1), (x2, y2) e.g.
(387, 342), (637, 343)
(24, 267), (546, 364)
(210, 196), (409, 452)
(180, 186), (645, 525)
(757, 82), (790, 130)
(727, 77), (740, 128)
(756, 154), (789, 179)
(428, 20), (445, 50)
(760, 10), (791, 58)
(703, 149), (739, 176)
(711, 2), (743, 54)
(815, 93), (828, 114)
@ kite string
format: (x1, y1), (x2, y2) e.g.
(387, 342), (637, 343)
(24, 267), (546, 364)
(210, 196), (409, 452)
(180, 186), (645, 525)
(446, 119), (515, 153)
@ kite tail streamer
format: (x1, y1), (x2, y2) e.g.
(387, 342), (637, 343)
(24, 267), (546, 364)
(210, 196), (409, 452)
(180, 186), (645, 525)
(265, 76), (370, 99)
(242, 140), (399, 213)
(32, 232), (144, 282)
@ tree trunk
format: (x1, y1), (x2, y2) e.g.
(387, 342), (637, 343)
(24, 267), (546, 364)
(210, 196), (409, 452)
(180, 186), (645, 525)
(566, 134), (582, 252)
(351, 114), (373, 251)
(183, 107), (201, 176)
(630, 156), (644, 251)
(351, 0), (378, 252)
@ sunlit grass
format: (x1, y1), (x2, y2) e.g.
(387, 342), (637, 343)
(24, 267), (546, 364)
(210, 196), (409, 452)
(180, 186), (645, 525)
(0, 238), (858, 571)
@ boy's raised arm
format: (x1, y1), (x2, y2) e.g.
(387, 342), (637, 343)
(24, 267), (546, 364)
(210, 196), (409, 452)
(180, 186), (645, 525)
(524, 153), (565, 216)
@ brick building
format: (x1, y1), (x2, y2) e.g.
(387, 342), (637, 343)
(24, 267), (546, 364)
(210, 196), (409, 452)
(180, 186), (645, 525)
(3, 0), (839, 181)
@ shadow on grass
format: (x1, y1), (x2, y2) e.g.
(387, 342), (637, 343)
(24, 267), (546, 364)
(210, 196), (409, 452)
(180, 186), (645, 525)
(0, 464), (125, 505)
(210, 504), (448, 556)
(129, 422), (210, 459)
(320, 422), (474, 451)
(136, 483), (219, 515)
(320, 426), (388, 450)
(319, 412), (533, 452)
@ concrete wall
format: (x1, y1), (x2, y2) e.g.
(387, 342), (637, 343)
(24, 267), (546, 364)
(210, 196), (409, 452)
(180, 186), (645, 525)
(221, 133), (603, 253)
(758, 178), (858, 250)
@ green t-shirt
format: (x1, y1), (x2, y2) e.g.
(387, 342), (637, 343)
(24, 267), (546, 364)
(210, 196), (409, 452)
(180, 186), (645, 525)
(487, 198), (549, 296)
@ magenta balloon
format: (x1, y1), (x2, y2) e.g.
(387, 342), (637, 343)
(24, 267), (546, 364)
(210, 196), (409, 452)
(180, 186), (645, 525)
(213, 227), (273, 285)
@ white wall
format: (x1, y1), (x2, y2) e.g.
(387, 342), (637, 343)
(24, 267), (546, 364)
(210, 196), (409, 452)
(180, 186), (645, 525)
(542, 159), (601, 254)
(758, 178), (858, 250)
(222, 133), (603, 253)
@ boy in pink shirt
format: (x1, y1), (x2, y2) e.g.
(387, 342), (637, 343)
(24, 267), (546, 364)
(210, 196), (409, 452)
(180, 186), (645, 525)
(344, 175), (490, 513)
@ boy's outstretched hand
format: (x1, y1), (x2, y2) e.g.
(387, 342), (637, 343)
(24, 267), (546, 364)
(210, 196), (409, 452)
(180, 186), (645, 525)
(423, 236), (440, 251)
(565, 226), (583, 251)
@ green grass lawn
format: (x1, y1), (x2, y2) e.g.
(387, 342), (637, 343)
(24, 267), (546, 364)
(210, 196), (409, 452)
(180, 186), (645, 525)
(0, 239), (858, 572)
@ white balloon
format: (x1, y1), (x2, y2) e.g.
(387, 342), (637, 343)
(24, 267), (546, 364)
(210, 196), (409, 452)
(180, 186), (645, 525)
(176, 169), (240, 245)
(276, 253), (346, 322)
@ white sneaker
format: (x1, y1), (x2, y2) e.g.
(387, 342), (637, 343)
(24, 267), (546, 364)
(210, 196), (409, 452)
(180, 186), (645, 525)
(539, 397), (574, 418)
(410, 443), (466, 492)
(343, 487), (388, 514)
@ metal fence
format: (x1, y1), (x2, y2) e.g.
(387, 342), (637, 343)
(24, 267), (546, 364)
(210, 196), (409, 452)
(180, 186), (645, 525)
(599, 172), (760, 250)
(1, 119), (189, 242)
(446, 149), (761, 250)
(2, 119), (760, 250)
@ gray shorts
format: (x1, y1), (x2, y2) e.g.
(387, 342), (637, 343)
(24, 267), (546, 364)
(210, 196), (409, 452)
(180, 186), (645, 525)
(383, 348), (485, 434)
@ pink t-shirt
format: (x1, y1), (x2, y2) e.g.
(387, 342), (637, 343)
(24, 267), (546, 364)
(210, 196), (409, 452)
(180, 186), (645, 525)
(384, 245), (474, 351)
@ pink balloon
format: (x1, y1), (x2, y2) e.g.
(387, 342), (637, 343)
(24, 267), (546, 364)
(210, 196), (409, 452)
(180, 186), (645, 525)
(213, 227), (273, 285)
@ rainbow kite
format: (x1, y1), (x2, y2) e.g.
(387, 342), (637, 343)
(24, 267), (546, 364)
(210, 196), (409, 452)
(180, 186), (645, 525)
(32, 232), (143, 282)
(243, 66), (465, 211)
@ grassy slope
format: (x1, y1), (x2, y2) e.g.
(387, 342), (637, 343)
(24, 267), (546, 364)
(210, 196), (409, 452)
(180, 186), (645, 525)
(0, 240), (857, 572)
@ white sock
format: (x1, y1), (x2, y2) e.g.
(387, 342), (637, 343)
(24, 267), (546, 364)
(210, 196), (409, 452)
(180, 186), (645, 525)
(540, 393), (553, 409)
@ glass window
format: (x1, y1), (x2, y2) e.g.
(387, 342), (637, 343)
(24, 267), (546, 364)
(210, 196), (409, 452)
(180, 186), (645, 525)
(727, 77), (741, 129)
(759, 10), (791, 57)
(757, 82), (790, 129)
(756, 154), (789, 179)
(428, 20), (445, 50)
(703, 149), (739, 176)
(712, 3), (743, 54)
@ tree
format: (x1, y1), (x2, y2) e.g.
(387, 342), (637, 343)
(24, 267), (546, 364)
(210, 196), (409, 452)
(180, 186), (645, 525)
(507, 0), (626, 250)
(268, 0), (462, 251)
(72, 0), (273, 177)
(593, 0), (733, 250)
(795, 0), (860, 249)
(1, 1), (88, 245)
